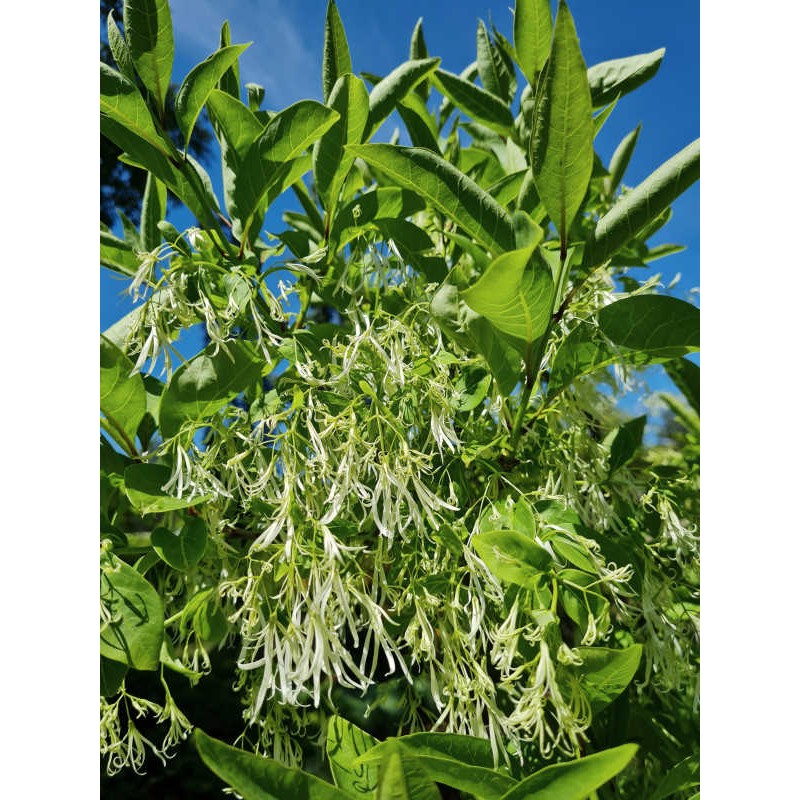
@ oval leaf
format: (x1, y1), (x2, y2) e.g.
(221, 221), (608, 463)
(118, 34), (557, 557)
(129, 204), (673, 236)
(473, 530), (553, 589)
(326, 716), (378, 797)
(462, 244), (555, 345)
(159, 341), (264, 439)
(432, 68), (515, 137)
(151, 517), (208, 571)
(124, 463), (212, 515)
(514, 0), (553, 86)
(347, 144), (515, 255)
(366, 58), (441, 140)
(530, 0), (594, 241)
(588, 139), (700, 267)
(587, 48), (665, 108)
(498, 744), (638, 800)
(175, 43), (251, 148)
(123, 0), (174, 113)
(100, 334), (147, 446)
(100, 550), (164, 671)
(572, 645), (643, 714)
(195, 729), (354, 800)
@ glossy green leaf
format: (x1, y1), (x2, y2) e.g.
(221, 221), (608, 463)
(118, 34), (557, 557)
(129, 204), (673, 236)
(151, 517), (208, 571)
(432, 69), (515, 137)
(462, 244), (555, 345)
(366, 58), (441, 140)
(607, 414), (646, 473)
(100, 63), (173, 157)
(587, 48), (665, 108)
(359, 734), (515, 800)
(100, 230), (140, 277)
(530, 0), (594, 241)
(159, 341), (264, 439)
(664, 358), (700, 414)
(107, 10), (137, 85)
(323, 1), (352, 103)
(572, 645), (642, 714)
(498, 744), (638, 800)
(409, 19), (430, 99)
(123, 0), (174, 113)
(472, 530), (553, 589)
(548, 296), (699, 394)
(100, 335), (147, 446)
(100, 656), (128, 697)
(514, 0), (552, 86)
(588, 139), (700, 266)
(124, 464), (211, 514)
(396, 99), (440, 153)
(175, 43), (251, 148)
(195, 729), (354, 800)
(455, 367), (492, 411)
(100, 550), (164, 670)
(592, 94), (619, 138)
(326, 716), (378, 797)
(373, 742), (441, 800)
(313, 74), (370, 212)
(347, 144), (515, 254)
(604, 124), (641, 197)
(140, 172), (166, 251)
(430, 281), (522, 396)
(599, 295), (699, 353)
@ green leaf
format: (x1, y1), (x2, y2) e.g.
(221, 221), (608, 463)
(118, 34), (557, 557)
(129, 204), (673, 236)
(587, 48), (665, 108)
(514, 0), (553, 86)
(432, 69), (515, 137)
(124, 463), (211, 515)
(159, 341), (264, 439)
(498, 744), (638, 800)
(548, 296), (699, 394)
(100, 550), (164, 670)
(151, 517), (208, 571)
(572, 645), (642, 714)
(373, 742), (441, 800)
(327, 716), (378, 797)
(323, 1), (352, 103)
(366, 58), (441, 140)
(604, 124), (641, 197)
(462, 244), (555, 345)
(100, 229), (140, 277)
(650, 755), (699, 800)
(455, 367), (492, 412)
(100, 335), (147, 446)
(472, 530), (553, 589)
(218, 20), (241, 98)
(123, 0), (174, 114)
(100, 63), (173, 157)
(430, 281), (522, 396)
(607, 414), (647, 473)
(476, 21), (505, 99)
(195, 730), (354, 800)
(599, 295), (699, 353)
(175, 43), (251, 148)
(588, 139), (700, 267)
(141, 172), (166, 251)
(313, 74), (370, 213)
(396, 99), (440, 153)
(409, 19), (430, 100)
(107, 10), (137, 85)
(359, 734), (515, 800)
(592, 94), (620, 138)
(100, 656), (129, 697)
(530, 0), (594, 241)
(347, 144), (515, 254)
(664, 358), (700, 414)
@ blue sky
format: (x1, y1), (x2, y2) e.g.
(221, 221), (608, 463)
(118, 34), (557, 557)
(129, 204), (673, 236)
(101, 0), (699, 410)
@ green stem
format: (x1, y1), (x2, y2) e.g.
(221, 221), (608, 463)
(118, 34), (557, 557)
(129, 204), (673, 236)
(101, 415), (140, 460)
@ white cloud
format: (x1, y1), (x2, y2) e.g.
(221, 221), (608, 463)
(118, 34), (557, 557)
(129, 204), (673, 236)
(169, 0), (321, 107)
